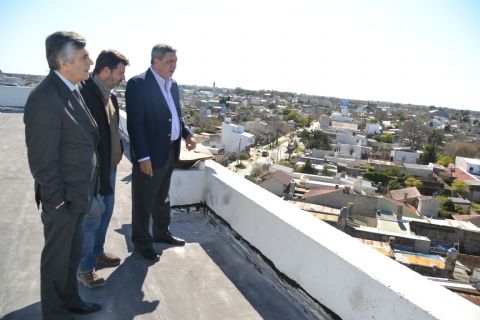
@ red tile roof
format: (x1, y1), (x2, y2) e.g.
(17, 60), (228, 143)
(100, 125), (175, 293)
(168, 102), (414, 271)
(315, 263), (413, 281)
(389, 187), (421, 201)
(438, 167), (478, 181)
(261, 170), (293, 186)
(303, 187), (341, 199)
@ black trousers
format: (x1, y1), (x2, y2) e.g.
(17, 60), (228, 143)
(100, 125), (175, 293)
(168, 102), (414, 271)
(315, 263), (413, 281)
(40, 204), (83, 320)
(131, 144), (175, 251)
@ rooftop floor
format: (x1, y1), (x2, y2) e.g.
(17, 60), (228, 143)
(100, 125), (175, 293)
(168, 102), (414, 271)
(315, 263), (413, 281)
(0, 113), (331, 319)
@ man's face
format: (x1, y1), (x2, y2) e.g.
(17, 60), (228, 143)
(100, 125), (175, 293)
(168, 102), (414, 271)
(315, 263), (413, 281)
(153, 52), (177, 79)
(104, 63), (126, 88)
(61, 48), (93, 84)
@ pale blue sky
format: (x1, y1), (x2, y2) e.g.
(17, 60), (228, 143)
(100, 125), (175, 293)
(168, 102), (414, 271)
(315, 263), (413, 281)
(1, 0), (479, 111)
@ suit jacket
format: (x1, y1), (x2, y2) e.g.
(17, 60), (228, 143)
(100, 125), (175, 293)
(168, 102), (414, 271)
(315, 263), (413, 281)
(79, 76), (123, 195)
(125, 68), (193, 169)
(24, 71), (99, 214)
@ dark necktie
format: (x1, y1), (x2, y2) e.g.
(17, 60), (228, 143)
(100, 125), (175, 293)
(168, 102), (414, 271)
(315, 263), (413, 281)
(72, 88), (94, 123)
(72, 89), (83, 105)
(72, 89), (89, 112)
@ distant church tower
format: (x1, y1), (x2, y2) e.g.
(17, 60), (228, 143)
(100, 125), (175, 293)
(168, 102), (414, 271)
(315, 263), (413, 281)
(213, 81), (216, 96)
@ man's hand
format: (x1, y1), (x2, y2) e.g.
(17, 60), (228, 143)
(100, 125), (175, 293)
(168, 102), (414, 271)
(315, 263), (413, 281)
(186, 136), (196, 151)
(139, 159), (153, 177)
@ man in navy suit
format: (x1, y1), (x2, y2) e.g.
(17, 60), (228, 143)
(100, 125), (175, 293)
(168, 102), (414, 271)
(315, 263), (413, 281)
(125, 44), (196, 262)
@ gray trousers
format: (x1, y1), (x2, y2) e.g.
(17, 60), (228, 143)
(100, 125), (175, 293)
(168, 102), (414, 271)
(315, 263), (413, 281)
(40, 204), (83, 320)
(131, 144), (175, 251)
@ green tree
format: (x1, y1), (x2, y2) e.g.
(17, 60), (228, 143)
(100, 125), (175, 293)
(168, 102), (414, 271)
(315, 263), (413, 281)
(439, 197), (455, 218)
(451, 179), (469, 198)
(236, 152), (249, 160)
(384, 167), (401, 177)
(383, 133), (393, 143)
(387, 179), (401, 191)
(402, 119), (426, 150)
(321, 165), (330, 176)
(286, 111), (300, 121)
(364, 171), (392, 185)
(299, 130), (331, 150)
(405, 176), (423, 188)
(296, 116), (311, 128)
(436, 155), (453, 167)
(235, 163), (246, 169)
(427, 129), (444, 146)
(301, 159), (316, 174)
(441, 198), (455, 212)
(278, 159), (294, 168)
(421, 143), (438, 164)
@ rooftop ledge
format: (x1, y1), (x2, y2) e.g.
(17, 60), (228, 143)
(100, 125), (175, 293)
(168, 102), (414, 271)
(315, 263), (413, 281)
(171, 160), (480, 320)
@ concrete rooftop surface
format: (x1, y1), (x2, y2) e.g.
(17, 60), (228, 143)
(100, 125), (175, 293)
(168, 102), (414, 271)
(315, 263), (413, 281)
(0, 113), (332, 320)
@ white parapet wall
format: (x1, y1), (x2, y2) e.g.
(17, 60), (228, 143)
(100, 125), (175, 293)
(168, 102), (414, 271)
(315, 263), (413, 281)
(171, 160), (480, 320)
(120, 111), (480, 320)
(170, 165), (207, 206)
(0, 85), (33, 107)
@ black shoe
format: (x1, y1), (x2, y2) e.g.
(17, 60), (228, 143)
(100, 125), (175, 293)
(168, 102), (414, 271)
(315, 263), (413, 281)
(68, 301), (102, 314)
(153, 231), (185, 246)
(136, 248), (160, 261)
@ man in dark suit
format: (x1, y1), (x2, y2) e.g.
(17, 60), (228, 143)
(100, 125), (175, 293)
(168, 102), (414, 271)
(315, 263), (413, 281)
(77, 50), (129, 289)
(126, 44), (196, 262)
(24, 31), (102, 319)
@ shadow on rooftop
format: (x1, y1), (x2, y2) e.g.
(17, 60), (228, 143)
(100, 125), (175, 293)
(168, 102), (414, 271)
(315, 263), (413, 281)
(79, 254), (160, 320)
(3, 302), (42, 320)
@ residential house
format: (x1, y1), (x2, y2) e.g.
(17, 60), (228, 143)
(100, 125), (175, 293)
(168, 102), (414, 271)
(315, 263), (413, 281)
(258, 170), (294, 197)
(391, 149), (421, 164)
(389, 187), (422, 204)
(456, 156), (480, 176)
(221, 119), (255, 152)
(417, 196), (441, 218)
(366, 123), (381, 135)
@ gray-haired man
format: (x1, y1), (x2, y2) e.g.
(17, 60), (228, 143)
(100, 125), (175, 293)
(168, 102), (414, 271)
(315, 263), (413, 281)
(24, 31), (101, 319)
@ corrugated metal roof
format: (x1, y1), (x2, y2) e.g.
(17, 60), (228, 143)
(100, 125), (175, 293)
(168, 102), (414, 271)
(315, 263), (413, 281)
(412, 217), (480, 232)
(312, 213), (339, 223)
(395, 250), (445, 269)
(452, 215), (480, 228)
(290, 201), (340, 216)
(356, 238), (395, 258)
(354, 225), (430, 241)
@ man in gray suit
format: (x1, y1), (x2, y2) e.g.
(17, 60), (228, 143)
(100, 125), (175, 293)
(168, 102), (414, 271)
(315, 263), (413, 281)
(24, 31), (102, 319)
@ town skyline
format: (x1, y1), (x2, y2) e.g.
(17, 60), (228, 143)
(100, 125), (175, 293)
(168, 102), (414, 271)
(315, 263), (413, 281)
(1, 0), (479, 111)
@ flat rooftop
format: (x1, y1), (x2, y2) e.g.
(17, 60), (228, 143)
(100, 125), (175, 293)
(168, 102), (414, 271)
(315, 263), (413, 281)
(0, 113), (332, 319)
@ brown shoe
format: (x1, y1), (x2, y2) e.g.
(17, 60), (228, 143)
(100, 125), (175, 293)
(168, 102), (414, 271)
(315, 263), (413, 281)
(96, 252), (121, 268)
(77, 271), (105, 289)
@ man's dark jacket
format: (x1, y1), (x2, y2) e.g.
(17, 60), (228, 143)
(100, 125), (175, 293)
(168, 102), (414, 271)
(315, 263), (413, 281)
(79, 76), (123, 195)
(24, 71), (99, 213)
(125, 68), (193, 169)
